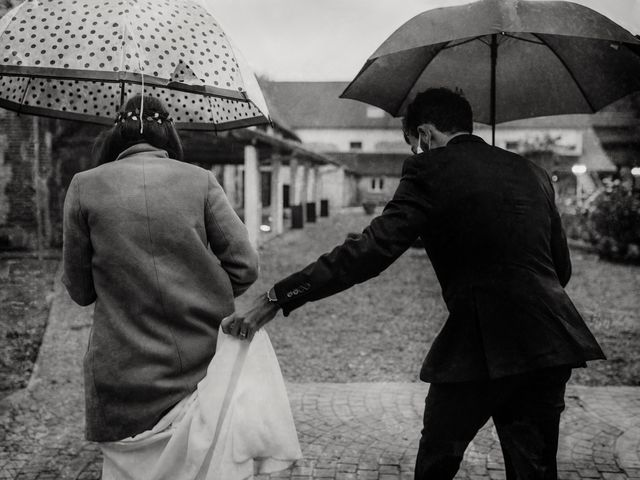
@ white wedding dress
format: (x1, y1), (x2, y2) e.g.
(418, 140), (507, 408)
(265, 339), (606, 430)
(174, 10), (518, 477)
(100, 327), (302, 480)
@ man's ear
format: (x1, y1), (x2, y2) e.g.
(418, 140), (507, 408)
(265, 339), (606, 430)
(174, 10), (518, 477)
(418, 123), (436, 137)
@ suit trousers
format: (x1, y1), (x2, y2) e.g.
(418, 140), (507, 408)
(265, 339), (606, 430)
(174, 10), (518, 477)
(414, 366), (572, 480)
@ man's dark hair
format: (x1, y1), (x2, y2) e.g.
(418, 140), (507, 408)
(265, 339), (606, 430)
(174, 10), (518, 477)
(405, 87), (473, 135)
(94, 94), (184, 165)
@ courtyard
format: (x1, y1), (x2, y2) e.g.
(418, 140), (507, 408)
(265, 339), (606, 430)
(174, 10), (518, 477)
(1, 209), (639, 479)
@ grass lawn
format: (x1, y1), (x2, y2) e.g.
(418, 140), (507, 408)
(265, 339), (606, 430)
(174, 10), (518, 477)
(0, 256), (59, 398)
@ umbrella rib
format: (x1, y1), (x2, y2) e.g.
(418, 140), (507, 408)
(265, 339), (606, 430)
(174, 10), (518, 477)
(17, 76), (32, 115)
(502, 33), (544, 45)
(532, 33), (596, 113)
(442, 36), (486, 50)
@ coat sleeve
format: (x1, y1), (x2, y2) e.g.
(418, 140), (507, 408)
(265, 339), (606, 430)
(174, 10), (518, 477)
(274, 169), (431, 316)
(62, 174), (97, 306)
(205, 171), (259, 297)
(545, 173), (572, 287)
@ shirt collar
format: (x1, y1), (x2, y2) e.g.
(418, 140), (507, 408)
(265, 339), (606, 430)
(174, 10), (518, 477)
(116, 142), (170, 161)
(446, 134), (486, 146)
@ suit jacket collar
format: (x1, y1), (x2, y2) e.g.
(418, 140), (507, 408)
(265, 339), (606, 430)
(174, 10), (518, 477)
(447, 134), (486, 146)
(116, 142), (170, 161)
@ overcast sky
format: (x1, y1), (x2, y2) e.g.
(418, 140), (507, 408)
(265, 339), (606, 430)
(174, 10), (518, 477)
(208, 0), (640, 81)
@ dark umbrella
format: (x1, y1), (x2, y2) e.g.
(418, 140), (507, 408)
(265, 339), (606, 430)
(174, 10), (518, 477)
(341, 0), (640, 144)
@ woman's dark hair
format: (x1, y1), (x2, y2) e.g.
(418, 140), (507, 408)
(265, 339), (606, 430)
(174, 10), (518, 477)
(94, 94), (184, 165)
(405, 87), (473, 135)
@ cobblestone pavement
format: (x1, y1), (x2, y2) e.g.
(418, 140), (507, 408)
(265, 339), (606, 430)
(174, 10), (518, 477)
(1, 211), (639, 480)
(1, 272), (639, 480)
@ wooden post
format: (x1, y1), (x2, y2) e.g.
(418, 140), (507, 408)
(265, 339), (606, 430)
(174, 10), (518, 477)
(222, 164), (237, 208)
(289, 156), (299, 206)
(306, 165), (315, 204)
(42, 130), (52, 246)
(32, 117), (42, 259)
(299, 161), (308, 220)
(305, 165), (317, 223)
(243, 145), (260, 248)
(339, 167), (346, 208)
(270, 156), (284, 235)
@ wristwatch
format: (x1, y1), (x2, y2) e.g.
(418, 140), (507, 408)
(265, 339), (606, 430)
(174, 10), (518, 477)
(266, 286), (279, 303)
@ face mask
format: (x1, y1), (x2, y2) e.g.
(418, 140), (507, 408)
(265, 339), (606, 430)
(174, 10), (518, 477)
(418, 130), (431, 153)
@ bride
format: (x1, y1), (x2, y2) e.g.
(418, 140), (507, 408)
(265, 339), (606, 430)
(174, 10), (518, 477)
(62, 94), (301, 480)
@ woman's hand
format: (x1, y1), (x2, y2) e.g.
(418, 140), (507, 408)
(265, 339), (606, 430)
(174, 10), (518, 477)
(221, 293), (281, 341)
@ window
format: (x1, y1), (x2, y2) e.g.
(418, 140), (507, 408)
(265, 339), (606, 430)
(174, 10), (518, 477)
(370, 177), (385, 191)
(349, 141), (363, 151)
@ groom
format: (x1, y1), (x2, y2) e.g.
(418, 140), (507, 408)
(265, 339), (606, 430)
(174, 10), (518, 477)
(222, 88), (605, 480)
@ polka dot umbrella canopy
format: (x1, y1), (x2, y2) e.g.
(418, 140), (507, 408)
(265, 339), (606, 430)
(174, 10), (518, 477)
(0, 0), (269, 130)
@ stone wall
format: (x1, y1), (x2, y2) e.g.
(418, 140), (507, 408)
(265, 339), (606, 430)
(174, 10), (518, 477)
(0, 110), (103, 250)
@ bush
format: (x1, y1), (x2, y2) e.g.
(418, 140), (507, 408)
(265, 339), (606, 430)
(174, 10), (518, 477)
(586, 181), (640, 262)
(362, 201), (377, 215)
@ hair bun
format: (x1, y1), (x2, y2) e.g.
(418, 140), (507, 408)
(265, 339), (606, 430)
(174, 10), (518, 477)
(114, 108), (173, 125)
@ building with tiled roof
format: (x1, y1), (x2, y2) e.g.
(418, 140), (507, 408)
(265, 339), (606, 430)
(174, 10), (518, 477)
(264, 80), (638, 154)
(263, 81), (639, 205)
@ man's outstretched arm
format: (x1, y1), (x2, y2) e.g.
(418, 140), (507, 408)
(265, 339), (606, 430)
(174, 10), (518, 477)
(222, 165), (432, 340)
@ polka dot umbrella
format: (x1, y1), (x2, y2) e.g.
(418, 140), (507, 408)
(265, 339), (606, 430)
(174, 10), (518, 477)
(0, 0), (269, 131)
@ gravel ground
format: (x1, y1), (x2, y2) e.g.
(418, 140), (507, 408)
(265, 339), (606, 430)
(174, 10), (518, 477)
(243, 208), (640, 386)
(0, 256), (59, 397)
(1, 209), (637, 396)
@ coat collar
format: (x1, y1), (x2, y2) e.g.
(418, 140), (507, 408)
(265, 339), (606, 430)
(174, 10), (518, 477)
(446, 134), (486, 146)
(116, 142), (170, 161)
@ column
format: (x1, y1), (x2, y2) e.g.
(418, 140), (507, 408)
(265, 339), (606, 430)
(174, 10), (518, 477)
(289, 156), (303, 229)
(305, 164), (317, 223)
(318, 165), (329, 217)
(289, 156), (299, 206)
(270, 156), (284, 235)
(299, 161), (308, 221)
(244, 145), (261, 248)
(222, 164), (237, 208)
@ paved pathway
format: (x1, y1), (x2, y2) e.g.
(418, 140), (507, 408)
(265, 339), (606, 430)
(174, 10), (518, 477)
(1, 268), (639, 479)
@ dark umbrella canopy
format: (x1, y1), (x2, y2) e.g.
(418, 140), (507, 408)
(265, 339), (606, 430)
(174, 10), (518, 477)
(342, 0), (640, 130)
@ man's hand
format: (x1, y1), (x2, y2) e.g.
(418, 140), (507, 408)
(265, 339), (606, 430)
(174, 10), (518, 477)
(221, 292), (280, 341)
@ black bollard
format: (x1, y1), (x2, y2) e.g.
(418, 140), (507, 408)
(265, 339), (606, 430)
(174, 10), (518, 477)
(306, 202), (317, 223)
(291, 205), (304, 229)
(320, 199), (329, 217)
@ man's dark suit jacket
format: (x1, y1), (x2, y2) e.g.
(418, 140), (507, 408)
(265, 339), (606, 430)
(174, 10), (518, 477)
(274, 135), (605, 383)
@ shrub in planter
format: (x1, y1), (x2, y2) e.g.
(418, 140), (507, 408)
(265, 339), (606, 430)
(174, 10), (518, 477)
(586, 181), (640, 263)
(560, 208), (591, 242)
(362, 201), (377, 215)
